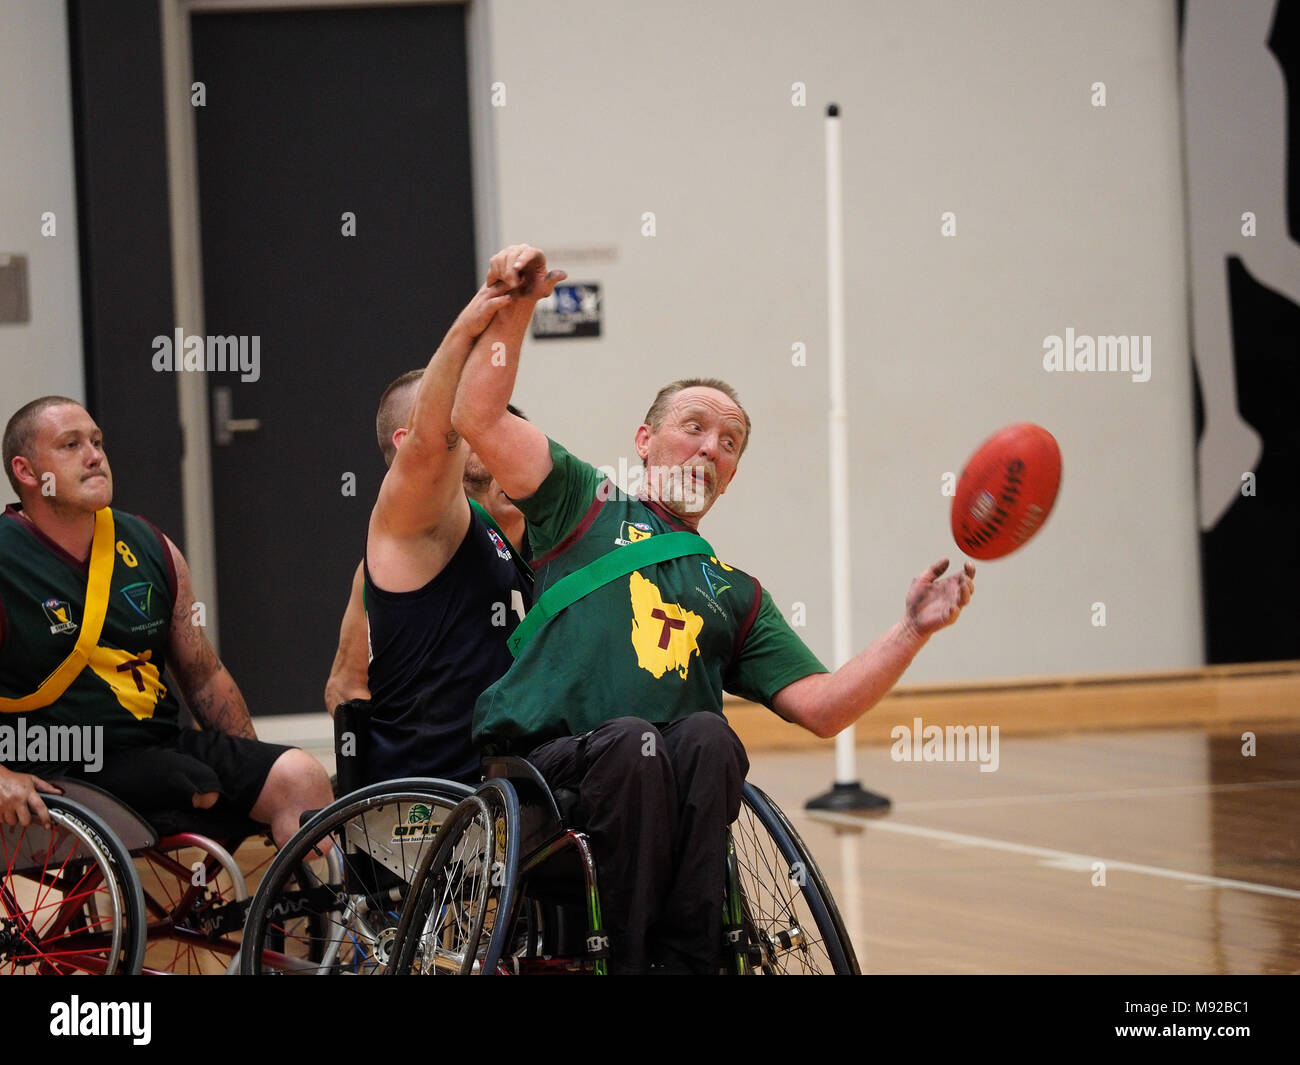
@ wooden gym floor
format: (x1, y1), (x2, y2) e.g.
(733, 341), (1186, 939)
(249, 662), (1299, 975)
(742, 663), (1300, 974)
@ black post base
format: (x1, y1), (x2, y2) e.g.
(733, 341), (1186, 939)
(805, 780), (891, 812)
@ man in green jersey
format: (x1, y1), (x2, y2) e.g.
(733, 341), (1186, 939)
(452, 245), (976, 972)
(0, 397), (333, 844)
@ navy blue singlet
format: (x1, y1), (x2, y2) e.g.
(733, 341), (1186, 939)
(363, 507), (531, 784)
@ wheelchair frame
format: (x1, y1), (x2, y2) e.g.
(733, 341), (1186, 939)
(1, 780), (293, 975)
(386, 760), (860, 975)
(238, 776), (472, 974)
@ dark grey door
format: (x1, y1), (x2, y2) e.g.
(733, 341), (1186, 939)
(191, 5), (477, 715)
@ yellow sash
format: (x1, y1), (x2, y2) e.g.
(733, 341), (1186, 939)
(0, 508), (117, 713)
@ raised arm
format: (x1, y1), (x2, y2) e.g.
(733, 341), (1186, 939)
(324, 561), (369, 714)
(772, 559), (976, 737)
(372, 281), (513, 539)
(165, 536), (257, 739)
(368, 279), (513, 591)
(451, 245), (565, 501)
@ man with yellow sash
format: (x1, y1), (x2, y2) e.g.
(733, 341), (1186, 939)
(0, 397), (332, 845)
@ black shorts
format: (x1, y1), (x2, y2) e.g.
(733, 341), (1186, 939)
(69, 729), (290, 835)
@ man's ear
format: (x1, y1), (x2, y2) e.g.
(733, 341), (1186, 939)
(10, 455), (38, 492)
(634, 424), (651, 461)
(392, 427), (409, 452)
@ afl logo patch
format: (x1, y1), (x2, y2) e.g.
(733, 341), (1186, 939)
(615, 520), (654, 546)
(42, 598), (78, 635)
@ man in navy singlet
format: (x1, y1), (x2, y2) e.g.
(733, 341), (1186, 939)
(323, 261), (554, 785)
(323, 397), (530, 720)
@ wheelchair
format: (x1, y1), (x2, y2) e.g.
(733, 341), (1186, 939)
(1, 789), (145, 974)
(238, 700), (471, 974)
(386, 755), (860, 975)
(0, 778), (273, 975)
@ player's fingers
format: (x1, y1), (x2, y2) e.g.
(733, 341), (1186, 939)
(510, 245), (541, 284)
(31, 775), (62, 795)
(964, 562), (976, 578)
(925, 558), (950, 580)
(28, 792), (50, 829)
(532, 269), (567, 299)
(489, 246), (521, 282)
(15, 801), (31, 828)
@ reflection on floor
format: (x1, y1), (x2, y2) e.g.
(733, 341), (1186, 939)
(751, 724), (1300, 974)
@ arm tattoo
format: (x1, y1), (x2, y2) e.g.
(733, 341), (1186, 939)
(168, 546), (257, 740)
(186, 671), (257, 740)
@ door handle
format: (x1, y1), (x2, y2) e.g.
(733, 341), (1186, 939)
(212, 385), (261, 446)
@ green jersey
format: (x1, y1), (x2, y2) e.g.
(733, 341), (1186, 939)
(0, 505), (181, 771)
(472, 439), (827, 752)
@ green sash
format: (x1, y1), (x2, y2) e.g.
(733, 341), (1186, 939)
(507, 531), (714, 657)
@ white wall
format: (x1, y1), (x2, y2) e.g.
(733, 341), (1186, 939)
(0, 0), (1203, 682)
(0, 0), (85, 504)
(483, 0), (1202, 681)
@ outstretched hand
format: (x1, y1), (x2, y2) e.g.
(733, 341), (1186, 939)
(904, 558), (975, 638)
(485, 244), (567, 301)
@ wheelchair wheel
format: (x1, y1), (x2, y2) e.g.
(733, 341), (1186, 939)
(0, 796), (146, 975)
(387, 778), (520, 975)
(240, 778), (470, 974)
(137, 834), (265, 975)
(728, 782), (859, 975)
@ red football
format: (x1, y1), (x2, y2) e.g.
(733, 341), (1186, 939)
(951, 423), (1062, 560)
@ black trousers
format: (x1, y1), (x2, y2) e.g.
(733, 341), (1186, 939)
(527, 713), (749, 974)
